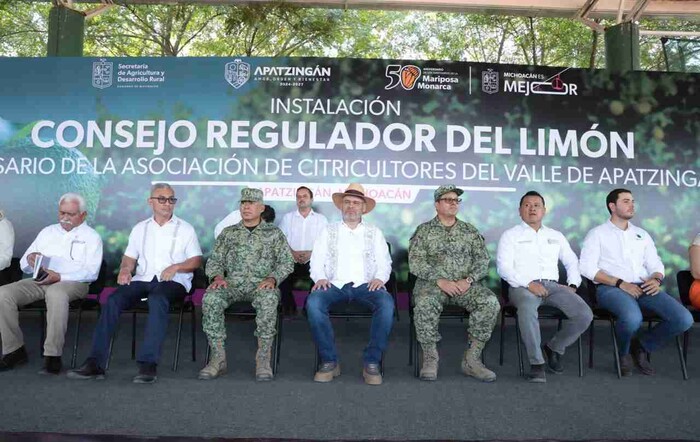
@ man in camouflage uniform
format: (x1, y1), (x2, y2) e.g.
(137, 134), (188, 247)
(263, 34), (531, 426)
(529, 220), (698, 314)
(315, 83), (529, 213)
(408, 185), (500, 382)
(199, 188), (293, 381)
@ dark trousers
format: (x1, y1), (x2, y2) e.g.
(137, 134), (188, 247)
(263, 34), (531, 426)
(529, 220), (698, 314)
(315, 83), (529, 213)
(278, 262), (311, 312)
(88, 278), (187, 369)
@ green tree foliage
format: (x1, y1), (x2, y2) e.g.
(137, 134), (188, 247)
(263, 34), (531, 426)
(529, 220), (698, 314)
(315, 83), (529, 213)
(84, 4), (229, 56)
(0, 2), (50, 56)
(1, 2), (698, 71)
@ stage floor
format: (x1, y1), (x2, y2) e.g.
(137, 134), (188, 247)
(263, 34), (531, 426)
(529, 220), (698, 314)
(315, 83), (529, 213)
(0, 310), (698, 441)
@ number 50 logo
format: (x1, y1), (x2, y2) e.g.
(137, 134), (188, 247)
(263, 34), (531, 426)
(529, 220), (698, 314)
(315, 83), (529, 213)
(385, 64), (421, 90)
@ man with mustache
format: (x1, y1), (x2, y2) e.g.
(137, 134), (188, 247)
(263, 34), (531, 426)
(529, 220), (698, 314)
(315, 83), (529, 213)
(306, 183), (394, 385)
(409, 185), (500, 382)
(0, 193), (103, 374)
(580, 188), (693, 376)
(497, 191), (592, 383)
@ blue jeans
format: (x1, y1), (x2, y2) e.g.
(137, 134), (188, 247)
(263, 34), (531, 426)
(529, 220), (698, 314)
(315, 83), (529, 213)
(306, 283), (395, 365)
(88, 278), (187, 369)
(596, 285), (693, 356)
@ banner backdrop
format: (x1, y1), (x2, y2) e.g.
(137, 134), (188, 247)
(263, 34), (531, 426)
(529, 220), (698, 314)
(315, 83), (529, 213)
(0, 57), (697, 292)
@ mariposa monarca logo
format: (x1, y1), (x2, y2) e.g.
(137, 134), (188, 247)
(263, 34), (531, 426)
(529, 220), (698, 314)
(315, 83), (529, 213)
(385, 64), (421, 90)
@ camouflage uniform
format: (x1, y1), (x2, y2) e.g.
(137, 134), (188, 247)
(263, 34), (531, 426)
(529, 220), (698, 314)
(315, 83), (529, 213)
(202, 220), (294, 353)
(409, 216), (500, 345)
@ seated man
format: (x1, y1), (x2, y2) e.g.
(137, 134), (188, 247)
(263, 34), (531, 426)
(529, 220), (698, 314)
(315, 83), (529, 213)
(0, 193), (102, 374)
(199, 188), (293, 381)
(409, 185), (500, 382)
(0, 208), (14, 275)
(497, 191), (592, 382)
(580, 188), (693, 376)
(68, 183), (202, 383)
(306, 183), (394, 386)
(278, 186), (328, 315)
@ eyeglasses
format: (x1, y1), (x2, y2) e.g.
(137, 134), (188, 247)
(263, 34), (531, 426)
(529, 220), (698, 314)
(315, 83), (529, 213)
(150, 196), (178, 205)
(438, 198), (462, 204)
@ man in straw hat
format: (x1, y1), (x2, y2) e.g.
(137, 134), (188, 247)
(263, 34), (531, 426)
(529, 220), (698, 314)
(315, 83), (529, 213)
(409, 184), (500, 382)
(306, 183), (394, 385)
(198, 187), (293, 381)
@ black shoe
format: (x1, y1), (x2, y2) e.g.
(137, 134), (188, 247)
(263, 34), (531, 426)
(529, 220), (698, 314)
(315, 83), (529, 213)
(0, 346), (28, 371)
(67, 358), (105, 380)
(133, 362), (157, 384)
(619, 354), (633, 376)
(630, 338), (656, 375)
(542, 344), (564, 374)
(39, 356), (62, 375)
(526, 364), (546, 383)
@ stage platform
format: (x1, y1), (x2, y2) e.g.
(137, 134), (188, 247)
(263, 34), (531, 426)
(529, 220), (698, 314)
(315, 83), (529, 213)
(0, 310), (698, 441)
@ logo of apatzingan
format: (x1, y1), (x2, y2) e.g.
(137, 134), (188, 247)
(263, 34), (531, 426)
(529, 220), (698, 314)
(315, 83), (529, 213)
(225, 59), (251, 89)
(92, 59), (113, 89)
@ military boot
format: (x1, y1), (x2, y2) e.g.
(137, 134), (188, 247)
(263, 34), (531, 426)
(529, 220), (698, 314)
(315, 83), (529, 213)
(461, 339), (497, 383)
(255, 338), (274, 381)
(419, 343), (439, 381)
(198, 341), (227, 380)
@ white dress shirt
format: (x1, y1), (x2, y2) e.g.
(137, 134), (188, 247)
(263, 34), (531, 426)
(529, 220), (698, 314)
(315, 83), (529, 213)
(497, 222), (581, 288)
(0, 211), (14, 271)
(579, 220), (664, 284)
(279, 209), (328, 251)
(125, 215), (202, 292)
(214, 210), (241, 239)
(310, 221), (392, 288)
(20, 223), (103, 283)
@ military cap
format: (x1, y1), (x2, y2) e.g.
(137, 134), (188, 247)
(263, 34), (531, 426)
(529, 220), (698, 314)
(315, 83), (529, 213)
(434, 184), (464, 202)
(240, 187), (263, 203)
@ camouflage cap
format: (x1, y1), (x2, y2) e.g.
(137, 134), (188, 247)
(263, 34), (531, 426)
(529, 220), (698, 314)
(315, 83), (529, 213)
(240, 187), (263, 203)
(434, 184), (464, 202)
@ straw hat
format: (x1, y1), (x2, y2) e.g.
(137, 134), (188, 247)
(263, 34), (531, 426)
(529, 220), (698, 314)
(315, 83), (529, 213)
(331, 183), (376, 213)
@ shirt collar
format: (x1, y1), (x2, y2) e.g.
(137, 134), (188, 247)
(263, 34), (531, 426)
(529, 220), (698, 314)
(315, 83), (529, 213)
(430, 216), (461, 229)
(148, 214), (179, 226)
(519, 221), (547, 233)
(606, 219), (635, 232)
(294, 208), (315, 218)
(341, 220), (364, 231)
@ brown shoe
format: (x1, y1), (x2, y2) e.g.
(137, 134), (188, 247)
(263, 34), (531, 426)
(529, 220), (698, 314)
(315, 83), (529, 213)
(630, 338), (656, 375)
(619, 354), (633, 376)
(314, 361), (340, 383)
(362, 363), (382, 385)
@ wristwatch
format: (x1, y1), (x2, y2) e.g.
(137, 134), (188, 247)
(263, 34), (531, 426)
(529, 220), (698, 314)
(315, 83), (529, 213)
(466, 276), (474, 284)
(615, 279), (624, 288)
